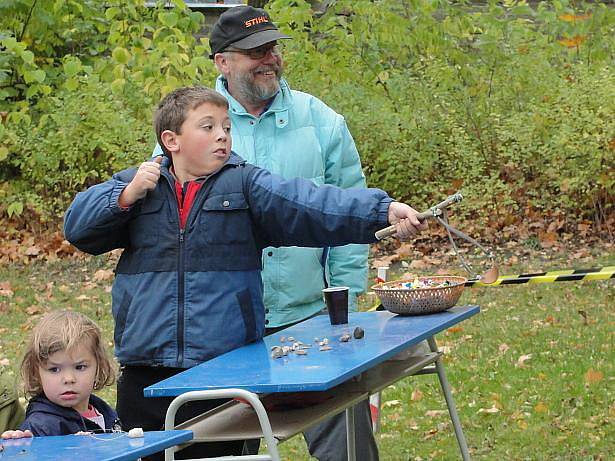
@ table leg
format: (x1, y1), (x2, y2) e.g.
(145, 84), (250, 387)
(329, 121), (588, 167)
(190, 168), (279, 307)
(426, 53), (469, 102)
(164, 389), (280, 461)
(427, 337), (471, 461)
(345, 405), (357, 461)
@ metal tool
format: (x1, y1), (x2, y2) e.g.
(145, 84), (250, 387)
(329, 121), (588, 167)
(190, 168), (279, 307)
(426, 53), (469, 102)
(375, 192), (499, 284)
(375, 192), (463, 240)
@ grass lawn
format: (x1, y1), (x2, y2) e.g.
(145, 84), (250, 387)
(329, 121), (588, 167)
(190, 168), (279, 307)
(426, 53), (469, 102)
(0, 249), (612, 460)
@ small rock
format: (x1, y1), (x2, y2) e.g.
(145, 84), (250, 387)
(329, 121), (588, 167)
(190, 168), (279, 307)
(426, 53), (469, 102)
(339, 334), (351, 342)
(319, 345), (332, 351)
(296, 349), (308, 355)
(288, 336), (295, 342)
(353, 327), (365, 339)
(279, 336), (287, 343)
(271, 349), (283, 359)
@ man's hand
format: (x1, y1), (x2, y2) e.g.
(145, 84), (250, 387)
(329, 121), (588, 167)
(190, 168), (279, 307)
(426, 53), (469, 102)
(118, 156), (163, 208)
(387, 202), (428, 240)
(1, 429), (33, 439)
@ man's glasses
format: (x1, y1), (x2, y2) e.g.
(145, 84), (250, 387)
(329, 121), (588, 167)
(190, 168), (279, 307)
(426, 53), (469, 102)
(224, 43), (283, 60)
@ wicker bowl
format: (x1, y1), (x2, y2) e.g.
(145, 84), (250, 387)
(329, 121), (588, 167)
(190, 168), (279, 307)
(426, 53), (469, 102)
(372, 276), (467, 315)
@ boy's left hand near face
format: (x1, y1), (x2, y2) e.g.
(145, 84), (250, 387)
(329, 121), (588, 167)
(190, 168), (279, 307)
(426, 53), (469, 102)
(118, 156), (163, 208)
(1, 430), (33, 439)
(387, 202), (428, 240)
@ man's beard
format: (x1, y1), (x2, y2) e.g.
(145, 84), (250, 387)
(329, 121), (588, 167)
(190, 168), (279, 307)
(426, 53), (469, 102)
(233, 64), (282, 107)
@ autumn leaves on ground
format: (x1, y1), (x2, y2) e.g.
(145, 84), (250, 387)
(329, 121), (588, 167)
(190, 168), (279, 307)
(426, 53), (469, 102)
(0, 237), (613, 459)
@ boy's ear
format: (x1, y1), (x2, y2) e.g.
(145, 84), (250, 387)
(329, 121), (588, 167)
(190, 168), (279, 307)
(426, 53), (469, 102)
(161, 130), (180, 154)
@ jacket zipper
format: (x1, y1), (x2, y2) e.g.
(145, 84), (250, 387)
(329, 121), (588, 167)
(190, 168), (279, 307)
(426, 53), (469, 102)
(177, 227), (185, 365)
(161, 171), (186, 367)
(164, 164), (227, 366)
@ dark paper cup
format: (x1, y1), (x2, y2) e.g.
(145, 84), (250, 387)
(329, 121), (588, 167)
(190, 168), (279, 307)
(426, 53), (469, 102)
(323, 286), (349, 325)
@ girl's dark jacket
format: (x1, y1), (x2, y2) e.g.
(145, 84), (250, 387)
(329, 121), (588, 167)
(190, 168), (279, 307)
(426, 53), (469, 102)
(64, 153), (393, 368)
(19, 394), (120, 436)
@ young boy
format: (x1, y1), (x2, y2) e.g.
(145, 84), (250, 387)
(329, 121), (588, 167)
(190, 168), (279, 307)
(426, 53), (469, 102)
(63, 86), (425, 459)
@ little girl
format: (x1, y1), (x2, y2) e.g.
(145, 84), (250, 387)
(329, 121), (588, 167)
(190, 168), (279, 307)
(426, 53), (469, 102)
(1, 310), (120, 438)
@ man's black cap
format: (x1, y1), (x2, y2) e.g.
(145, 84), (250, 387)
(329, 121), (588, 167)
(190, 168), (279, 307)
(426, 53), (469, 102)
(209, 6), (290, 59)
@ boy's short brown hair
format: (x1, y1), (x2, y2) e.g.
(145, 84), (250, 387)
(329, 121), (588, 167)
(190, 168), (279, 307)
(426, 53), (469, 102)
(154, 86), (229, 156)
(21, 310), (116, 398)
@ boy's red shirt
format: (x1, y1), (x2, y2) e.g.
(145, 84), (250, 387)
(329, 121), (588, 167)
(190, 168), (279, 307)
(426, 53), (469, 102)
(174, 179), (203, 229)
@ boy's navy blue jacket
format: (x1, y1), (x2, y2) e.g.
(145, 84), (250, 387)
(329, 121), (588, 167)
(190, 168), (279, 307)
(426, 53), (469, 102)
(19, 394), (120, 436)
(64, 153), (393, 368)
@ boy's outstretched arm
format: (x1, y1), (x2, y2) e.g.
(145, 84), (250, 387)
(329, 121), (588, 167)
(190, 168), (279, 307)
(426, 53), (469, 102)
(387, 202), (428, 240)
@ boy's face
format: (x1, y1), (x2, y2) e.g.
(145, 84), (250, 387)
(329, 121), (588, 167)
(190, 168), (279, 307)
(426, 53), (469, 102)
(38, 341), (98, 414)
(165, 102), (232, 178)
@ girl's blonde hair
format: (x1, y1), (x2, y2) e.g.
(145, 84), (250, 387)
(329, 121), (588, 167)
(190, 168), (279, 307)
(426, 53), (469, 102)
(21, 310), (116, 397)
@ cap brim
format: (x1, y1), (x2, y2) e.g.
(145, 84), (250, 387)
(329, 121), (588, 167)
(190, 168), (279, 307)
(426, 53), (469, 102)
(231, 29), (291, 50)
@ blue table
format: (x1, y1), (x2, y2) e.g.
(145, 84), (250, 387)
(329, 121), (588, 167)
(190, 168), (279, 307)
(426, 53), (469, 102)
(147, 306), (479, 461)
(0, 430), (193, 461)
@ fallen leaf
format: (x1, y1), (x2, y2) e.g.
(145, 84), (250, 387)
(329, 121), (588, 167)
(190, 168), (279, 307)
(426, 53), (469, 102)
(383, 399), (401, 408)
(425, 410), (447, 417)
(534, 402), (549, 413)
(93, 269), (114, 281)
(478, 405), (500, 414)
(516, 354), (533, 367)
(422, 428), (438, 440)
(447, 326), (463, 334)
(0, 281), (14, 297)
(371, 254), (398, 268)
(75, 295), (90, 301)
(24, 245), (41, 256)
(395, 243), (415, 258)
(0, 358), (10, 366)
(409, 259), (429, 270)
(499, 343), (510, 354)
(411, 389), (423, 401)
(584, 369), (604, 385)
(558, 35), (586, 48)
(538, 230), (558, 248)
(25, 305), (44, 316)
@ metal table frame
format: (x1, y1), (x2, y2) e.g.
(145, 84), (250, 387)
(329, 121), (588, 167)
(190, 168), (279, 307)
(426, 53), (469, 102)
(163, 336), (471, 461)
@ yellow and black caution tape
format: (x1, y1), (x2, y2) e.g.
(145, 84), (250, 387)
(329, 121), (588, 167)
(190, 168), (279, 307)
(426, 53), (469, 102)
(367, 266), (614, 311)
(466, 266), (615, 287)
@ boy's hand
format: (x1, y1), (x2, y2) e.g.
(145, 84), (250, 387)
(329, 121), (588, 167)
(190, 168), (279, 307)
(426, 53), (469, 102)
(387, 202), (428, 240)
(119, 156), (163, 208)
(1, 429), (33, 439)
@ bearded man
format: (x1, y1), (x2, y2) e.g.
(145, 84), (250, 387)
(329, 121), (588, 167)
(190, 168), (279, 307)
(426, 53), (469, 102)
(209, 6), (379, 461)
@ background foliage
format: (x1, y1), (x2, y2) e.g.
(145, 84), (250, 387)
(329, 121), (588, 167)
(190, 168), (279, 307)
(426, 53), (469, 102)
(0, 0), (613, 238)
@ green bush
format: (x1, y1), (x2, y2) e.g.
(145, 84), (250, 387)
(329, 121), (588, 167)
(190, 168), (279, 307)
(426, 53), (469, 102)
(271, 0), (614, 232)
(1, 79), (151, 221)
(0, 0), (217, 222)
(0, 0), (613, 236)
